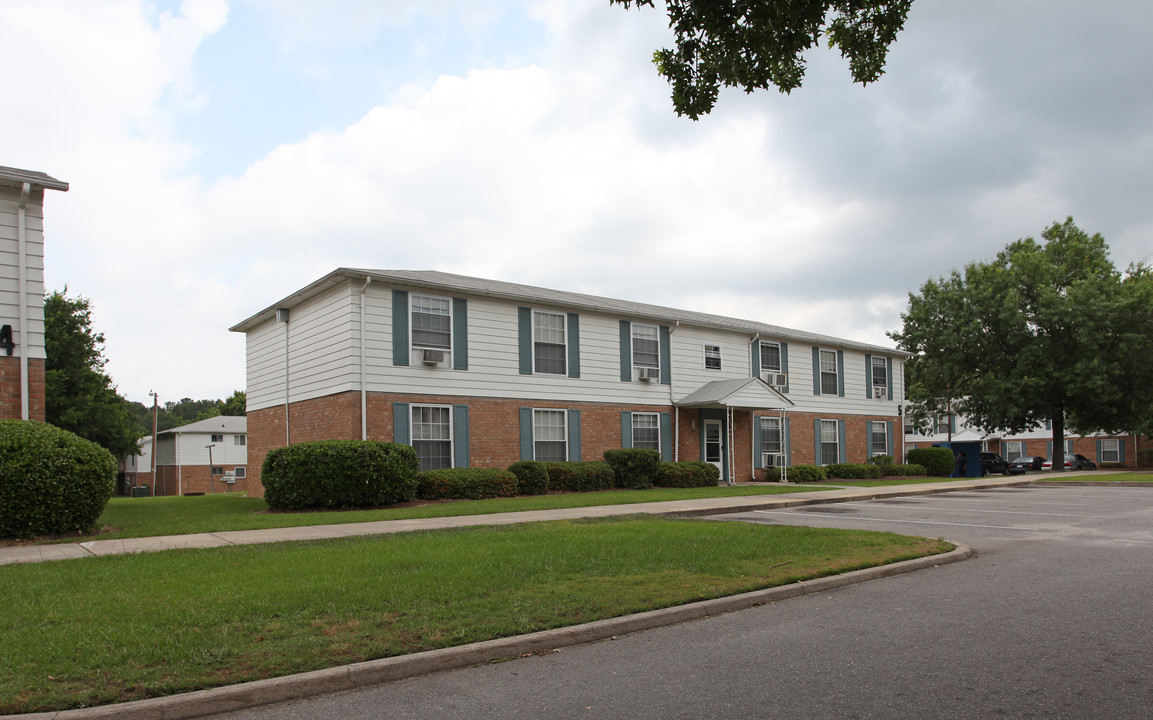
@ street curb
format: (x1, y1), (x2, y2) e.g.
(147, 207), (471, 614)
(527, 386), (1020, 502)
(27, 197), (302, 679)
(8, 543), (974, 720)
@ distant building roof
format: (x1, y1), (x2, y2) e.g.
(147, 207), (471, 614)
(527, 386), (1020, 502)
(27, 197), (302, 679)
(0, 165), (69, 192)
(157, 416), (247, 436)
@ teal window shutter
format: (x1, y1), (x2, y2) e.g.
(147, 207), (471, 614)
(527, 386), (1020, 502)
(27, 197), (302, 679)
(621, 411), (633, 447)
(392, 290), (409, 366)
(887, 421), (894, 457)
(1096, 439), (1102, 463)
(811, 347), (821, 395)
(838, 420), (847, 463)
(1045, 419), (1052, 430)
(518, 307), (533, 375)
(836, 350), (845, 397)
(393, 402), (411, 444)
(1120, 439), (1127, 463)
(659, 325), (671, 385)
(753, 418), (762, 468)
(751, 340), (760, 378)
(619, 321), (631, 381)
(660, 413), (672, 461)
(886, 358), (894, 400)
(567, 313), (581, 378)
(950, 415), (957, 434)
(813, 419), (822, 462)
(453, 405), (469, 467)
(452, 298), (468, 370)
(1046, 440), (1052, 458)
(864, 354), (873, 398)
(784, 418), (791, 466)
(568, 409), (581, 461)
(780, 342), (789, 393)
(519, 408), (534, 460)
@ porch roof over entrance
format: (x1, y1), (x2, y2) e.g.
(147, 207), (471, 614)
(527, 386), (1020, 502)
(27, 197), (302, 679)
(674, 377), (795, 410)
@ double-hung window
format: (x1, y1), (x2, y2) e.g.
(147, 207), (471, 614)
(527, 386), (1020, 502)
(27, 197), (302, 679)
(704, 344), (722, 370)
(1004, 441), (1024, 461)
(870, 421), (888, 456)
(934, 415), (951, 435)
(760, 342), (782, 374)
(1101, 438), (1120, 463)
(411, 294), (452, 351)
(234, 435), (246, 446)
(411, 405), (453, 471)
(760, 417), (782, 459)
(210, 434), (223, 443)
(632, 323), (660, 376)
(871, 356), (888, 396)
(819, 420), (839, 465)
(533, 311), (567, 375)
(632, 412), (660, 451)
(533, 409), (568, 462)
(819, 350), (838, 395)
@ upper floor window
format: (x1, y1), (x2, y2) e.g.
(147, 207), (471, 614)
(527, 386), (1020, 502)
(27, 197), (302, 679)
(234, 435), (246, 446)
(934, 415), (951, 435)
(632, 323), (660, 374)
(210, 434), (223, 443)
(533, 311), (567, 375)
(760, 342), (782, 373)
(632, 412), (660, 451)
(411, 294), (451, 351)
(819, 350), (838, 395)
(871, 356), (888, 395)
(704, 344), (721, 370)
(412, 404), (453, 471)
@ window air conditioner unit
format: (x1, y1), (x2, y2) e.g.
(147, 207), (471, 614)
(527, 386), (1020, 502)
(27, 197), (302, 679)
(763, 372), (787, 387)
(873, 386), (885, 399)
(422, 349), (446, 365)
(637, 367), (660, 381)
(762, 453), (784, 468)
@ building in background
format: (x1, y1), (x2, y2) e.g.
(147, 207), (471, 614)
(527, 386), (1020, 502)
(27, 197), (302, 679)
(129, 417), (248, 495)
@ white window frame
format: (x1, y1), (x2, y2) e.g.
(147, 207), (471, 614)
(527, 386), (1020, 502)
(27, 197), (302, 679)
(533, 408), (569, 462)
(760, 417), (782, 456)
(234, 466), (247, 479)
(934, 415), (951, 436)
(1101, 438), (1120, 463)
(819, 419), (839, 466)
(819, 349), (838, 395)
(871, 356), (888, 395)
(632, 322), (660, 376)
(410, 293), (453, 352)
(532, 310), (567, 375)
(234, 435), (246, 446)
(703, 343), (722, 371)
(632, 412), (661, 452)
(411, 404), (454, 471)
(760, 341), (782, 374)
(870, 421), (888, 457)
(1004, 441), (1025, 461)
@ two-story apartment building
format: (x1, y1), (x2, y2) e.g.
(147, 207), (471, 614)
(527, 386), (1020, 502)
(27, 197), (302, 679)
(0, 166), (68, 421)
(230, 269), (909, 496)
(133, 417), (249, 496)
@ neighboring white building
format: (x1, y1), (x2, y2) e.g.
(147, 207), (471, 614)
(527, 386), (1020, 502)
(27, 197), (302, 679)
(134, 417), (248, 496)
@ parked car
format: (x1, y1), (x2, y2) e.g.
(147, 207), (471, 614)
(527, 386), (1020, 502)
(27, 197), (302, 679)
(1042, 454), (1098, 471)
(981, 452), (1010, 476)
(1008, 456), (1045, 474)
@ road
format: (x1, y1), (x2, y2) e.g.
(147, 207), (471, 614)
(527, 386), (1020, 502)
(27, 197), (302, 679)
(212, 485), (1153, 720)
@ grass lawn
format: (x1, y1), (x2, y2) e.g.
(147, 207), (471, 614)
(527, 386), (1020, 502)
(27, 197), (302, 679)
(29, 484), (826, 543)
(0, 515), (952, 713)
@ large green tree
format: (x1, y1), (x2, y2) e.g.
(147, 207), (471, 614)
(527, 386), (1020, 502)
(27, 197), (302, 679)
(890, 218), (1153, 469)
(44, 290), (143, 459)
(611, 0), (914, 119)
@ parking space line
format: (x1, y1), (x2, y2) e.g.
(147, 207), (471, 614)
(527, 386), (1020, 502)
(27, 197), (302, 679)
(833, 503), (1100, 518)
(751, 510), (1043, 531)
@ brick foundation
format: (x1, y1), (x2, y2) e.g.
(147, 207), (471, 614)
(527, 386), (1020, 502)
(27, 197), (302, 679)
(0, 356), (45, 421)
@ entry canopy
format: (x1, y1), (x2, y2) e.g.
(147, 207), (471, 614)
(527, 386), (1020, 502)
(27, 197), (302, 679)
(674, 377), (795, 410)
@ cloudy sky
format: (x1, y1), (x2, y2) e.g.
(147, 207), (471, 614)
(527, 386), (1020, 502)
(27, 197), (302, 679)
(4, 0), (1151, 405)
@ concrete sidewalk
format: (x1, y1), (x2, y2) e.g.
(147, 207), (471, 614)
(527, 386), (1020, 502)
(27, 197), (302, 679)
(0, 476), (1033, 567)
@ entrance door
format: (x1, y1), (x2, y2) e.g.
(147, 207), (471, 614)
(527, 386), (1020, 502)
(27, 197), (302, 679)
(704, 419), (724, 477)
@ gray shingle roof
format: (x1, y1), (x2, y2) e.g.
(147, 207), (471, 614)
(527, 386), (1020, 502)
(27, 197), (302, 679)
(157, 416), (247, 436)
(0, 166), (69, 191)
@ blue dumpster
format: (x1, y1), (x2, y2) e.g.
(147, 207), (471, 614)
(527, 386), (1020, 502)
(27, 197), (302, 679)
(933, 441), (982, 478)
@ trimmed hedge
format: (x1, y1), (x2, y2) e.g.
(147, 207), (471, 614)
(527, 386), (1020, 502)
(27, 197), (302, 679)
(867, 454), (894, 467)
(654, 461), (720, 488)
(416, 468), (519, 501)
(906, 447), (956, 477)
(262, 440), (418, 510)
(0, 420), (117, 538)
(881, 463), (927, 477)
(543, 462), (615, 493)
(824, 463), (883, 480)
(787, 464), (827, 483)
(603, 448), (661, 489)
(508, 461), (549, 495)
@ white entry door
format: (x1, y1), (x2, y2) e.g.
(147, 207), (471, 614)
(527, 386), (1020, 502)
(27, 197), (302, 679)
(704, 419), (724, 477)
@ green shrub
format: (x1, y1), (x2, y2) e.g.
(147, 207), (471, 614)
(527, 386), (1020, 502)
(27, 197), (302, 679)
(654, 461), (720, 488)
(0, 420), (116, 538)
(1139, 448), (1153, 468)
(544, 462), (615, 493)
(416, 468), (518, 501)
(881, 463), (927, 477)
(262, 440), (418, 510)
(824, 463), (883, 480)
(867, 454), (894, 467)
(508, 461), (549, 495)
(906, 447), (956, 477)
(787, 464), (827, 483)
(603, 448), (661, 489)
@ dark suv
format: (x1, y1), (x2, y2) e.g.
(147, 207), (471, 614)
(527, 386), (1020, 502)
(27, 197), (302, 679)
(981, 452), (1010, 476)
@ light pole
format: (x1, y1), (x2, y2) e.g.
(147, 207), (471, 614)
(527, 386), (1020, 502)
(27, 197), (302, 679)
(149, 390), (159, 496)
(205, 444), (216, 493)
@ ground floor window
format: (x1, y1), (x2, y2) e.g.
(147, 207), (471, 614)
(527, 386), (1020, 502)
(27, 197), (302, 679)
(234, 467), (246, 479)
(210, 466), (223, 475)
(632, 412), (660, 451)
(870, 421), (888, 456)
(1004, 441), (1025, 461)
(819, 420), (839, 466)
(760, 417), (782, 455)
(1101, 438), (1120, 463)
(534, 409), (568, 462)
(412, 404), (453, 471)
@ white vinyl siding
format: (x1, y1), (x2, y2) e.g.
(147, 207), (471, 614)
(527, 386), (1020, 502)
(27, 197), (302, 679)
(412, 404), (453, 471)
(533, 310), (567, 375)
(0, 185), (48, 360)
(632, 412), (660, 451)
(533, 409), (568, 462)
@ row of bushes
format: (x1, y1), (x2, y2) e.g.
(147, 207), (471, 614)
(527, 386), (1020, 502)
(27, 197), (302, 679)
(780, 461), (928, 483)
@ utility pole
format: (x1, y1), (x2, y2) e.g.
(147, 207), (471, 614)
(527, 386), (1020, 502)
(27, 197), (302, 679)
(205, 444), (216, 493)
(149, 390), (159, 496)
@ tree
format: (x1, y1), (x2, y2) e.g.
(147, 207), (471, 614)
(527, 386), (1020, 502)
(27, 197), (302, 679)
(611, 0), (914, 119)
(44, 290), (144, 459)
(125, 391), (246, 432)
(220, 390), (247, 417)
(890, 218), (1153, 470)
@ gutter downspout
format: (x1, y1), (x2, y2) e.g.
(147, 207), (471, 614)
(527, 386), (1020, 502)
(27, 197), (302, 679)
(748, 334), (760, 482)
(359, 276), (371, 440)
(668, 321), (679, 462)
(16, 183), (30, 420)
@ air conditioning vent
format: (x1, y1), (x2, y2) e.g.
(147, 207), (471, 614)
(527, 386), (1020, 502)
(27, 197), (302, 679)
(637, 367), (661, 381)
(873, 386), (885, 399)
(763, 372), (787, 387)
(762, 453), (784, 468)
(422, 349), (446, 365)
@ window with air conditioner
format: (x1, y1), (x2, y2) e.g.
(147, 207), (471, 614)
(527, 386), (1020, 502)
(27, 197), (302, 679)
(760, 342), (781, 374)
(411, 294), (452, 352)
(632, 323), (660, 379)
(760, 417), (782, 467)
(871, 356), (888, 398)
(532, 310), (567, 375)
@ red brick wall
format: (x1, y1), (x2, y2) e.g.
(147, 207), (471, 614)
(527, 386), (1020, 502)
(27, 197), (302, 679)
(0, 356), (45, 421)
